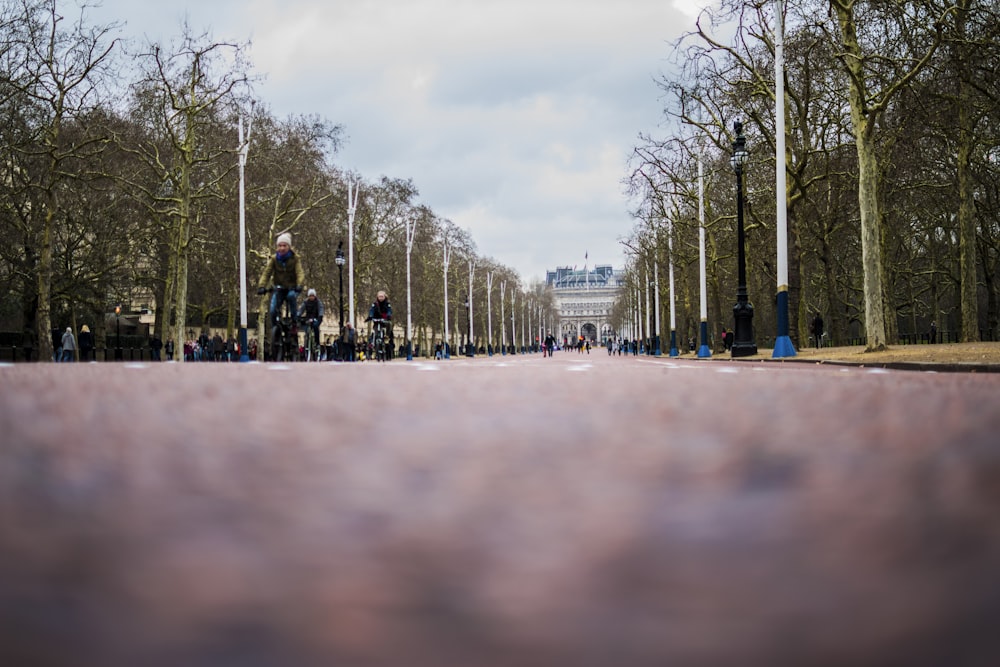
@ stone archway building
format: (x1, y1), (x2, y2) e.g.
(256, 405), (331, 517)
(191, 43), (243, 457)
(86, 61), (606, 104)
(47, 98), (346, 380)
(546, 265), (622, 345)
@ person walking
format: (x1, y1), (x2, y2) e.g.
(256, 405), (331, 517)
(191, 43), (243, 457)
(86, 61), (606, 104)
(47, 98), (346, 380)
(810, 312), (824, 349)
(343, 323), (356, 362)
(78, 325), (94, 361)
(60, 327), (77, 362)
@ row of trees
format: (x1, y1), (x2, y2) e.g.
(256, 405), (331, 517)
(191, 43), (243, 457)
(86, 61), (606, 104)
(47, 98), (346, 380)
(0, 0), (558, 361)
(620, 0), (1000, 351)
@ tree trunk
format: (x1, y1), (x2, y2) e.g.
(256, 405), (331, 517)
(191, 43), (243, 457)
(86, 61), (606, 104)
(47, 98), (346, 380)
(833, 1), (888, 351)
(36, 205), (56, 362)
(956, 30), (979, 341)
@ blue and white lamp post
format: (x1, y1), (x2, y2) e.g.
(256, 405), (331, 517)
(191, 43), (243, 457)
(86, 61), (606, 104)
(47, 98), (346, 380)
(772, 0), (796, 358)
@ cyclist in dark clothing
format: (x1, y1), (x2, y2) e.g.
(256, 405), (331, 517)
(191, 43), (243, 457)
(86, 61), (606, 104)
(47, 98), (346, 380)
(298, 289), (324, 354)
(367, 290), (392, 322)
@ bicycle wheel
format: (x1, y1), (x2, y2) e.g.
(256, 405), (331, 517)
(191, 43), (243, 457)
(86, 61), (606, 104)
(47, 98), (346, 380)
(271, 325), (284, 361)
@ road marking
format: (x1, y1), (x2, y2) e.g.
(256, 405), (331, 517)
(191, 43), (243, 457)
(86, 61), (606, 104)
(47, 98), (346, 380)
(413, 363), (439, 372)
(715, 367), (740, 374)
(124, 363), (147, 369)
(567, 364), (592, 372)
(269, 364), (292, 371)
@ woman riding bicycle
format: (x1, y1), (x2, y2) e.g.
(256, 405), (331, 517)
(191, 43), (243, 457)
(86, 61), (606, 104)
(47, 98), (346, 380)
(366, 290), (392, 361)
(256, 232), (306, 326)
(367, 290), (392, 325)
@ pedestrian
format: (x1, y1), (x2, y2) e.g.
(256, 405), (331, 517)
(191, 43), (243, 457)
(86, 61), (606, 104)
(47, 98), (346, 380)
(810, 312), (824, 349)
(51, 328), (62, 362)
(165, 337), (175, 361)
(22, 327), (34, 362)
(60, 327), (77, 362)
(929, 321), (937, 344)
(212, 333), (224, 361)
(343, 322), (356, 362)
(79, 324), (94, 361)
(150, 335), (162, 361)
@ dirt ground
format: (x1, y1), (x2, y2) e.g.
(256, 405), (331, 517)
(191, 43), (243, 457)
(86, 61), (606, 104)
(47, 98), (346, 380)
(714, 341), (1000, 368)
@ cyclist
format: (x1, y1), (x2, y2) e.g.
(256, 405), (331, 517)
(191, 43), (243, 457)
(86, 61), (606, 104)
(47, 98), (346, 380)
(298, 288), (324, 357)
(366, 290), (392, 360)
(256, 232), (306, 326)
(367, 290), (392, 322)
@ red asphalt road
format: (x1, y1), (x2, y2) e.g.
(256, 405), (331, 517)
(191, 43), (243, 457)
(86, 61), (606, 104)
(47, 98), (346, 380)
(2, 353), (999, 666)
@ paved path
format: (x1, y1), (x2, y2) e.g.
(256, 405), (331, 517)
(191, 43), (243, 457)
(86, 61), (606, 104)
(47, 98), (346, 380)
(2, 354), (999, 666)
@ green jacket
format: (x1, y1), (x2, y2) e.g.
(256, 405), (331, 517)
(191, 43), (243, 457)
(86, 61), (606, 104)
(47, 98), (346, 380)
(258, 250), (306, 290)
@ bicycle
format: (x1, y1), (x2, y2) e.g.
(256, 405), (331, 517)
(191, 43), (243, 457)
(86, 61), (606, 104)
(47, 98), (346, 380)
(371, 318), (389, 362)
(301, 317), (320, 361)
(266, 286), (299, 362)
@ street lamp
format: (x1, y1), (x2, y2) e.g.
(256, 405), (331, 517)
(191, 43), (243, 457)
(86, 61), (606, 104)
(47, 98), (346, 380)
(464, 294), (473, 357)
(114, 304), (122, 361)
(336, 240), (345, 360)
(730, 121), (757, 357)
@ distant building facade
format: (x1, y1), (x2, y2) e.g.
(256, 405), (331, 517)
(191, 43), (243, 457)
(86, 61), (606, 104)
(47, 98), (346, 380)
(546, 265), (622, 344)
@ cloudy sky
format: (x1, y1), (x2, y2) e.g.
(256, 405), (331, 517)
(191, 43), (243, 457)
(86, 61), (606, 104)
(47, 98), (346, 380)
(90, 0), (710, 282)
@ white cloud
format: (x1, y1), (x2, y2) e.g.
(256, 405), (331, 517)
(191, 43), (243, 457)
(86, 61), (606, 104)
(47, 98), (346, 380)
(90, 0), (701, 281)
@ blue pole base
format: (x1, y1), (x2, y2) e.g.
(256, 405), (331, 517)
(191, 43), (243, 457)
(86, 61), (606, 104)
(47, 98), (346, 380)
(669, 347), (679, 357)
(697, 321), (711, 357)
(772, 335), (797, 358)
(238, 327), (250, 363)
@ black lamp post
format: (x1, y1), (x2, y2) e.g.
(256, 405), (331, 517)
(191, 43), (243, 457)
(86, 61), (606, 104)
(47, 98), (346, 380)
(114, 304), (122, 361)
(464, 294), (473, 357)
(335, 241), (345, 360)
(730, 121), (757, 357)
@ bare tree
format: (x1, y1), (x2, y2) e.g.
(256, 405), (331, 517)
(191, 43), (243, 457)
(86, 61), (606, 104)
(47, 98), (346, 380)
(9, 0), (117, 361)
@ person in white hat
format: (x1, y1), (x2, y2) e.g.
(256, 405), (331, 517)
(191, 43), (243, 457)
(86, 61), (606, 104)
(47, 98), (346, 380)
(256, 232), (306, 326)
(297, 288), (324, 359)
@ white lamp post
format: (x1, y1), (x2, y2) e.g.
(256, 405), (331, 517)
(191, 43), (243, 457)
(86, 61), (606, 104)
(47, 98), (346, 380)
(346, 179), (360, 328)
(510, 290), (516, 355)
(772, 0), (796, 358)
(237, 105), (253, 362)
(499, 280), (506, 355)
(698, 147), (711, 357)
(467, 259), (475, 356)
(404, 213), (417, 360)
(486, 271), (494, 356)
(442, 234), (451, 359)
(668, 213), (679, 356)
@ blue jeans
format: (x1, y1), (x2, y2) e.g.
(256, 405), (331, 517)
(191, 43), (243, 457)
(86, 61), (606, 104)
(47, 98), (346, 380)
(269, 290), (298, 325)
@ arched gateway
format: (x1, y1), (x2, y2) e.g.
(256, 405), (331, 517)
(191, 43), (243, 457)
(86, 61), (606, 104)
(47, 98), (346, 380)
(545, 264), (623, 344)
